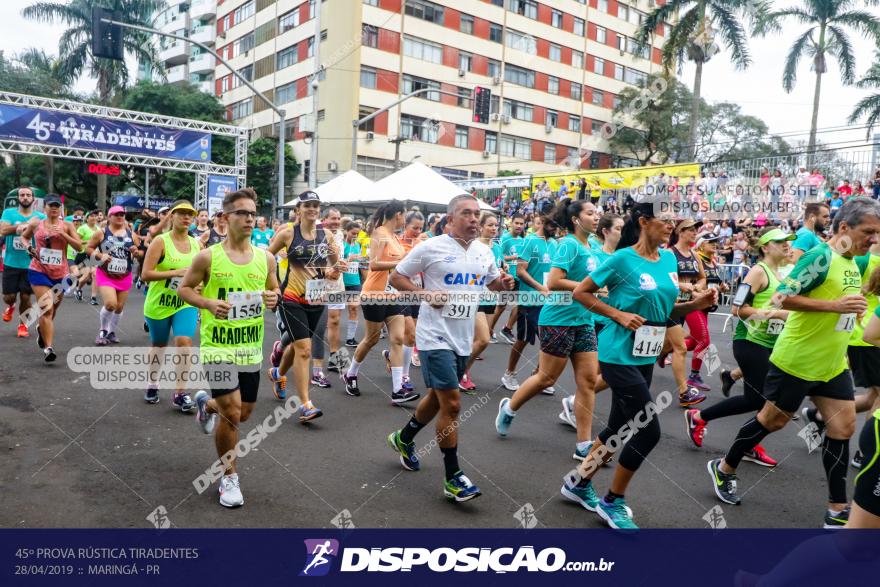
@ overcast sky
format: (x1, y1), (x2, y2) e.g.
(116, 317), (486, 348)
(1, 0), (878, 152)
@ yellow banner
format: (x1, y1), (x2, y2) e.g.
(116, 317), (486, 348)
(530, 162), (701, 194)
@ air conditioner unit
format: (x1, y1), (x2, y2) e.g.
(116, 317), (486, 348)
(544, 124), (553, 134)
(482, 150), (491, 159)
(299, 114), (316, 134)
(501, 114), (511, 124)
(366, 131), (374, 141)
(490, 113), (500, 122)
(492, 75), (501, 85)
(327, 161), (338, 172)
(458, 68), (466, 77)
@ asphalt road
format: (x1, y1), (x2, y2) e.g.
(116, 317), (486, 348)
(0, 289), (851, 530)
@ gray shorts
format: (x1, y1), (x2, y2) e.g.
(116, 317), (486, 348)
(420, 349), (467, 391)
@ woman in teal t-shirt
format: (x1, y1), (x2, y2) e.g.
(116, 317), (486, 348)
(341, 220), (364, 347)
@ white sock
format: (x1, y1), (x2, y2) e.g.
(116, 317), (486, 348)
(503, 401), (516, 417)
(347, 320), (357, 339)
(346, 359), (362, 378)
(99, 307), (112, 332)
(401, 346), (413, 378)
(391, 366), (403, 392)
(109, 311), (122, 334)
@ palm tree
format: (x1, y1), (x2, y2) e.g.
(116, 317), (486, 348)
(638, 1), (766, 161)
(848, 49), (880, 136)
(23, 0), (165, 208)
(757, 0), (880, 159)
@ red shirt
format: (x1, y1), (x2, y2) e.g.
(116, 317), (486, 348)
(839, 185), (853, 197)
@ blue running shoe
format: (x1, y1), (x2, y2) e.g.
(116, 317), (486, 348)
(172, 392), (195, 413)
(597, 497), (638, 530)
(444, 471), (481, 503)
(299, 403), (323, 422)
(560, 472), (599, 512)
(401, 376), (415, 393)
(144, 387), (159, 404)
(194, 390), (216, 434)
(267, 367), (287, 401)
(573, 440), (593, 461)
(495, 397), (515, 436)
(387, 430), (420, 471)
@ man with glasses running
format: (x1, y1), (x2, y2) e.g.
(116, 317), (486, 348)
(1, 187), (45, 337)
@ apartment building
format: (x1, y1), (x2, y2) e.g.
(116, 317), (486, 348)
(215, 0), (671, 193)
(139, 0), (219, 94)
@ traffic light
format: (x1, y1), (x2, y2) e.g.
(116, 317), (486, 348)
(472, 86), (491, 124)
(92, 7), (124, 61)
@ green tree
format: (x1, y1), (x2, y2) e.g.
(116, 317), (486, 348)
(847, 49), (880, 136)
(496, 169), (522, 177)
(638, 1), (766, 161)
(756, 0), (880, 158)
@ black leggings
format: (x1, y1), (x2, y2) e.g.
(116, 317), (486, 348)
(597, 362), (661, 472)
(854, 412), (880, 516)
(701, 339), (769, 423)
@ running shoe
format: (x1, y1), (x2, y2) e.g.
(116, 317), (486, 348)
(106, 332), (119, 344)
(391, 388), (420, 404)
(489, 332), (498, 344)
(823, 506), (850, 529)
(379, 327), (386, 340)
(341, 373), (360, 396)
(444, 472), (481, 503)
(144, 387), (159, 404)
(400, 376), (415, 393)
(573, 440), (593, 461)
(499, 327), (516, 344)
(345, 338), (359, 348)
(559, 395), (576, 429)
(720, 369), (735, 397)
(851, 450), (863, 469)
(16, 324), (28, 338)
(382, 349), (392, 373)
(219, 473), (244, 508)
(172, 392), (195, 413)
(561, 472), (599, 511)
(742, 444), (777, 468)
(684, 409), (706, 448)
(2, 305), (12, 322)
(311, 371), (332, 388)
(801, 406), (826, 434)
(501, 371), (519, 391)
(687, 373), (711, 392)
(299, 404), (323, 422)
(541, 385), (556, 395)
(326, 351), (342, 373)
(142, 321), (149, 332)
(194, 390), (216, 434)
(707, 458), (741, 505)
(43, 346), (56, 363)
(270, 340), (283, 369)
(411, 348), (420, 367)
(679, 387), (706, 407)
(136, 278), (143, 290)
(95, 331), (109, 346)
(267, 367), (287, 401)
(36, 325), (45, 349)
(74, 288), (83, 302)
(459, 371), (477, 393)
(495, 397), (515, 436)
(90, 296), (98, 306)
(597, 497), (638, 530)
(387, 430), (420, 471)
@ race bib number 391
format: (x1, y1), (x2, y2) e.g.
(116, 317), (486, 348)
(227, 291), (263, 321)
(441, 303), (476, 320)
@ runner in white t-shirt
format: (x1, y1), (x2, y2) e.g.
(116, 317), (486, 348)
(386, 195), (514, 502)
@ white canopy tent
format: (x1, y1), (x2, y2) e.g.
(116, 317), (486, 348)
(282, 169), (374, 207)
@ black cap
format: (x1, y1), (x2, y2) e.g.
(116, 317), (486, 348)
(296, 190), (320, 205)
(44, 193), (62, 205)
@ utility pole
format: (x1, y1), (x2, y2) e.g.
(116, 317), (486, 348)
(308, 3), (322, 189)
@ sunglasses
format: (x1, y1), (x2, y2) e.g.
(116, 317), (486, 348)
(46, 202), (62, 208)
(226, 210), (257, 218)
(111, 212), (126, 217)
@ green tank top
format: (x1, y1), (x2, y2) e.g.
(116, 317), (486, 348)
(733, 262), (783, 348)
(143, 232), (200, 321)
(200, 243), (268, 366)
(770, 243), (861, 382)
(849, 253), (880, 348)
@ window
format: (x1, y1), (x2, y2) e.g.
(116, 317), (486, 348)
(506, 29), (536, 55)
(547, 76), (559, 95)
(625, 67), (647, 86)
(362, 24), (378, 48)
(358, 107), (376, 133)
(231, 98), (253, 120)
(574, 17), (585, 37)
(235, 65), (253, 87)
(596, 26), (606, 44)
(551, 9), (563, 28)
(360, 66), (377, 89)
(504, 64), (535, 88)
(500, 136), (530, 159)
(590, 152), (600, 168)
(489, 23), (503, 42)
(628, 8), (644, 26)
(490, 95), (500, 114)
(456, 87), (472, 108)
(568, 116), (580, 132)
(572, 50), (583, 69)
(488, 59), (500, 78)
(405, 0), (445, 25)
(544, 144), (556, 164)
(617, 33), (626, 51)
(490, 0), (503, 6)
(592, 89), (604, 106)
(403, 74), (440, 101)
(363, 0), (379, 5)
(234, 0), (255, 22)
(455, 126), (469, 148)
(549, 43), (561, 62)
(403, 36), (442, 63)
(614, 63), (624, 81)
(546, 110), (558, 128)
(485, 131), (497, 154)
(220, 75), (231, 93)
(459, 51), (472, 72)
(279, 8), (300, 33)
(593, 57), (605, 75)
(598, 0), (608, 11)
(235, 32), (255, 56)
(460, 14), (474, 35)
(571, 82), (582, 100)
(503, 98), (533, 121)
(401, 114), (440, 143)
(277, 45), (298, 69)
(591, 120), (604, 134)
(509, 0), (538, 19)
(613, 95), (622, 108)
(276, 81), (297, 104)
(307, 37), (314, 57)
(303, 160), (310, 184)
(317, 109), (325, 121)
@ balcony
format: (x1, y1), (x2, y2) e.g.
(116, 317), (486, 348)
(190, 0), (217, 20)
(166, 64), (188, 84)
(196, 80), (214, 94)
(159, 12), (187, 34)
(159, 41), (188, 66)
(189, 52), (215, 74)
(190, 25), (216, 46)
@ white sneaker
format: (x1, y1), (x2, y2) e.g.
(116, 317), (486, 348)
(501, 371), (519, 391)
(194, 390), (217, 435)
(559, 395), (576, 429)
(541, 385), (556, 395)
(219, 473), (244, 508)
